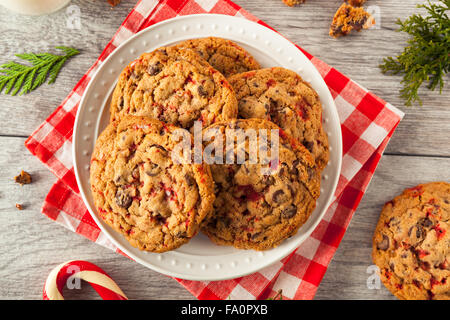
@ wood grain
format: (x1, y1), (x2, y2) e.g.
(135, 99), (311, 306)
(0, 0), (448, 300)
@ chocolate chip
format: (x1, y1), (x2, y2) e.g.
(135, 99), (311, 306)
(149, 144), (167, 153)
(269, 98), (278, 115)
(214, 183), (222, 193)
(290, 160), (300, 175)
(197, 85), (208, 97)
(272, 190), (285, 203)
(115, 188), (132, 209)
(132, 167), (140, 179)
(185, 174), (195, 187)
(146, 163), (161, 177)
(118, 96), (124, 109)
(416, 226), (424, 238)
(377, 234), (390, 251)
(279, 162), (288, 176)
(263, 175), (275, 186)
(251, 232), (261, 240)
(130, 72), (138, 80)
(282, 204), (297, 218)
(420, 217), (433, 228)
(176, 231), (187, 238)
(350, 16), (368, 31)
(304, 141), (314, 153)
(148, 61), (162, 76)
(409, 224), (424, 239)
(220, 217), (231, 228)
(154, 214), (166, 225)
(420, 261), (431, 271)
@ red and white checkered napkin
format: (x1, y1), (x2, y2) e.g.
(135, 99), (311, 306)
(25, 0), (404, 300)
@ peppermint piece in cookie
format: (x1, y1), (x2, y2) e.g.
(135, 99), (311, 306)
(373, 182), (450, 300)
(228, 67), (329, 170)
(110, 46), (238, 131)
(175, 37), (261, 78)
(201, 119), (320, 250)
(330, 3), (375, 38)
(90, 116), (215, 252)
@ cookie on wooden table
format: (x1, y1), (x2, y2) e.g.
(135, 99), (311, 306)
(90, 116), (215, 252)
(228, 67), (329, 170)
(201, 119), (321, 250)
(372, 182), (450, 300)
(329, 3), (375, 38)
(110, 46), (238, 130)
(282, 0), (306, 6)
(175, 37), (261, 78)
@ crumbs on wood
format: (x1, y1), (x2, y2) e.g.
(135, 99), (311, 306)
(14, 170), (32, 186)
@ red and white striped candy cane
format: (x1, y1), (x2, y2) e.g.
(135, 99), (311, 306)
(43, 260), (127, 300)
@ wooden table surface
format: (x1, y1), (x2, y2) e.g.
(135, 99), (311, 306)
(0, 0), (448, 300)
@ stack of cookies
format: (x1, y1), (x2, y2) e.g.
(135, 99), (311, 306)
(90, 37), (329, 253)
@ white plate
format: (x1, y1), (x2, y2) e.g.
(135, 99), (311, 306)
(73, 14), (342, 281)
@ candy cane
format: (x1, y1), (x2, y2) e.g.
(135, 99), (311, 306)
(43, 260), (127, 300)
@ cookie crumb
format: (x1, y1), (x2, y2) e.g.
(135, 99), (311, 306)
(346, 0), (366, 6)
(14, 170), (32, 186)
(329, 3), (375, 38)
(107, 0), (120, 6)
(15, 203), (23, 210)
(282, 0), (306, 6)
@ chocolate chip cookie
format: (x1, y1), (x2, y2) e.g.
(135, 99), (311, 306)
(110, 46), (238, 130)
(90, 116), (215, 252)
(201, 119), (321, 250)
(175, 37), (260, 78)
(228, 67), (329, 170)
(373, 182), (450, 300)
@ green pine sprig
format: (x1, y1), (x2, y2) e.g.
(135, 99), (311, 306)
(379, 0), (450, 106)
(0, 46), (79, 96)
